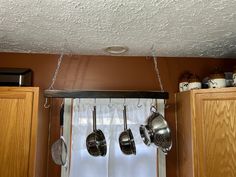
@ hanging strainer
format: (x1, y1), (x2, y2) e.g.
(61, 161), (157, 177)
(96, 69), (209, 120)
(51, 104), (68, 166)
(153, 126), (172, 154)
(139, 106), (172, 154)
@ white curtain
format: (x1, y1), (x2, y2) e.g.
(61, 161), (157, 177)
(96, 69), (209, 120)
(62, 98), (165, 177)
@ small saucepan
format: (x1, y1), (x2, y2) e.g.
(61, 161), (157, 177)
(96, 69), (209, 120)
(119, 105), (136, 155)
(86, 106), (107, 157)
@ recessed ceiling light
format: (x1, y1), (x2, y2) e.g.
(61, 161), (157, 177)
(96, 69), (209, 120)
(104, 45), (129, 54)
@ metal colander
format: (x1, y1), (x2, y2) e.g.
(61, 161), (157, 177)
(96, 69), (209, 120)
(154, 128), (172, 154)
(51, 136), (68, 166)
(139, 106), (172, 154)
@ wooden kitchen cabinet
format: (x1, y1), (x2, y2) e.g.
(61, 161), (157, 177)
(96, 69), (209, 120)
(0, 87), (39, 177)
(176, 88), (236, 177)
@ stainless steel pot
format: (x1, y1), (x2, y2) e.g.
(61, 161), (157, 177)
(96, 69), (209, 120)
(86, 106), (107, 156)
(139, 106), (172, 154)
(119, 105), (136, 155)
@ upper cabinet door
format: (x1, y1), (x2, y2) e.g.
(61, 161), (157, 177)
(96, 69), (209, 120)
(0, 87), (39, 177)
(194, 92), (236, 177)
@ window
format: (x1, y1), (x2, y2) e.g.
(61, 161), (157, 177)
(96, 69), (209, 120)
(62, 99), (166, 177)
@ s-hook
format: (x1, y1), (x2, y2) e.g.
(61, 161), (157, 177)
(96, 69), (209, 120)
(44, 98), (51, 108)
(164, 99), (170, 109)
(123, 98), (126, 106)
(108, 98), (113, 108)
(137, 98), (142, 108)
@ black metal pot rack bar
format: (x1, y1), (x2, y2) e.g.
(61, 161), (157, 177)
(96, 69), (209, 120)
(44, 89), (169, 99)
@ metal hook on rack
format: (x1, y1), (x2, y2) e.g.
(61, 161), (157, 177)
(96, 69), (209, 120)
(164, 99), (170, 109)
(108, 98), (113, 108)
(137, 98), (142, 108)
(89, 98), (97, 113)
(60, 99), (64, 108)
(44, 98), (51, 109)
(94, 98), (97, 106)
(151, 99), (155, 107)
(123, 98), (126, 106)
(155, 99), (158, 109)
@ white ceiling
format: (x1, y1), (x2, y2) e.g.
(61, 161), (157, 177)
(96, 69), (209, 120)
(0, 0), (236, 58)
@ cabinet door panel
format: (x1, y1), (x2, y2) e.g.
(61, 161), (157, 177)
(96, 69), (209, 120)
(0, 92), (33, 177)
(195, 93), (236, 177)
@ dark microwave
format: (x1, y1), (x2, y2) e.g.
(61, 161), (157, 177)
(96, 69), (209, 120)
(0, 68), (32, 86)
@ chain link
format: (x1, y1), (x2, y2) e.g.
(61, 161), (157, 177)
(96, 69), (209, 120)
(151, 46), (164, 92)
(44, 54), (64, 108)
(48, 54), (64, 89)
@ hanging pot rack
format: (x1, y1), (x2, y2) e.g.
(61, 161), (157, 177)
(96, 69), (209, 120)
(44, 51), (168, 103)
(44, 89), (169, 99)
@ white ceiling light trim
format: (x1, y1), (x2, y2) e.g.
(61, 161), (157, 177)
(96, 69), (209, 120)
(0, 0), (235, 58)
(104, 45), (128, 54)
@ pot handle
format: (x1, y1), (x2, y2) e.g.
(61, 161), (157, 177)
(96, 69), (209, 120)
(123, 105), (127, 131)
(93, 106), (97, 131)
(60, 104), (64, 136)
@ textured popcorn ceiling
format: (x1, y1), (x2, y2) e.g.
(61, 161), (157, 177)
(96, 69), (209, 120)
(0, 0), (236, 57)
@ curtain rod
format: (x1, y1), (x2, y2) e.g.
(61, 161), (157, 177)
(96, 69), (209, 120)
(44, 89), (169, 99)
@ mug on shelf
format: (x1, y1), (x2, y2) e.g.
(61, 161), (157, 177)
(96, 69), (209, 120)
(208, 73), (226, 88)
(188, 75), (201, 90)
(233, 69), (236, 86)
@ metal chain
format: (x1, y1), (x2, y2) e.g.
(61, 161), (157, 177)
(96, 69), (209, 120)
(151, 46), (170, 108)
(49, 54), (64, 89)
(151, 46), (164, 92)
(44, 54), (64, 108)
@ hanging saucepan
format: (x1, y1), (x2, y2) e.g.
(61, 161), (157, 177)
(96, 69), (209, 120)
(139, 106), (172, 154)
(119, 105), (136, 155)
(86, 106), (107, 157)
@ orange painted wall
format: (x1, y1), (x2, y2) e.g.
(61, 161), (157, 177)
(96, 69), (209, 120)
(0, 52), (235, 177)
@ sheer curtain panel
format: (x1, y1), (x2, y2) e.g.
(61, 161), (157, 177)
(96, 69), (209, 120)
(62, 98), (166, 177)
